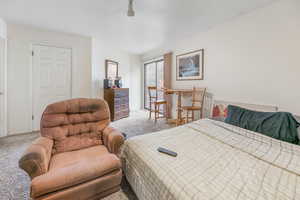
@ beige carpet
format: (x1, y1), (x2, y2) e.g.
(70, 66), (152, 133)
(0, 110), (174, 200)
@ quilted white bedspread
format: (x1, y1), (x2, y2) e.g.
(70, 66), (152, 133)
(121, 119), (300, 200)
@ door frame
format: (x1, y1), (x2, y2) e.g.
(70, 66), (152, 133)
(0, 37), (7, 137)
(143, 58), (164, 110)
(30, 44), (73, 131)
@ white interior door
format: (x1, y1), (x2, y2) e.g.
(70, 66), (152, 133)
(32, 45), (72, 131)
(0, 38), (5, 137)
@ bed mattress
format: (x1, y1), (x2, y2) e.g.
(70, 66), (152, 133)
(121, 119), (300, 200)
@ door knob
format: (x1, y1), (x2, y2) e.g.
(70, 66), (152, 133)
(0, 92), (3, 95)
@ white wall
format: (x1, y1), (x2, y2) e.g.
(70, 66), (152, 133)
(143, 0), (300, 116)
(7, 23), (92, 135)
(0, 18), (7, 39)
(92, 38), (142, 111)
(0, 18), (7, 137)
(129, 55), (143, 110)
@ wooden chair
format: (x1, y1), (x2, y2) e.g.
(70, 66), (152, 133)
(148, 86), (168, 123)
(181, 87), (206, 123)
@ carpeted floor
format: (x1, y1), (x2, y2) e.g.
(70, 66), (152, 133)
(0, 110), (174, 200)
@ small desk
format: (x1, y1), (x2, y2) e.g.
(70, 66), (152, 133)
(165, 89), (193, 125)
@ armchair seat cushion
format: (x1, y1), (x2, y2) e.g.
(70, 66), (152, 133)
(49, 145), (109, 170)
(31, 146), (121, 198)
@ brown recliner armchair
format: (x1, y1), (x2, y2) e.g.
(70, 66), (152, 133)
(19, 98), (124, 200)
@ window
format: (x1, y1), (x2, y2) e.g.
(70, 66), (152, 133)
(144, 59), (164, 109)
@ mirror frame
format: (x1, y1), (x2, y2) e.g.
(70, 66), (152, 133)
(105, 59), (119, 79)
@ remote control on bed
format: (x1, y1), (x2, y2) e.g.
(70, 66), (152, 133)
(157, 147), (177, 157)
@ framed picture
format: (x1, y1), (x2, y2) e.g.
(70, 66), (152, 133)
(176, 49), (204, 80)
(105, 59), (119, 79)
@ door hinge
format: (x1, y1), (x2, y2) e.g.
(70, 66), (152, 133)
(32, 115), (34, 120)
(32, 51), (34, 56)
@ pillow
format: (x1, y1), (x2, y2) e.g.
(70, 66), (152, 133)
(212, 104), (228, 121)
(225, 105), (300, 144)
(295, 115), (300, 139)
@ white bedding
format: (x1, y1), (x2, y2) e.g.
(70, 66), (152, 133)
(121, 119), (300, 200)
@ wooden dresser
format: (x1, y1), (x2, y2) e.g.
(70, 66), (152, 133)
(104, 88), (129, 121)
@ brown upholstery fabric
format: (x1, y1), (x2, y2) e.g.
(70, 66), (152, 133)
(103, 127), (124, 154)
(19, 137), (53, 179)
(19, 98), (124, 200)
(35, 172), (122, 200)
(41, 98), (110, 154)
(49, 145), (109, 171)
(31, 153), (121, 198)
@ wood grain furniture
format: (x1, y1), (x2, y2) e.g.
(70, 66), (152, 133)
(19, 98), (125, 200)
(165, 88), (194, 126)
(148, 86), (168, 122)
(181, 87), (206, 123)
(163, 52), (173, 118)
(104, 88), (129, 121)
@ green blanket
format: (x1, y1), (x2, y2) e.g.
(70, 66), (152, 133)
(225, 105), (300, 144)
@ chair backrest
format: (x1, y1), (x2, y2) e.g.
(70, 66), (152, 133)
(40, 98), (111, 155)
(192, 87), (206, 108)
(148, 86), (157, 98)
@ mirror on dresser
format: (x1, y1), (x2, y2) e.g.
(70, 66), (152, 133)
(103, 59), (129, 121)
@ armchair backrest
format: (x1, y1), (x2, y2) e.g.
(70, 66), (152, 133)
(40, 98), (111, 155)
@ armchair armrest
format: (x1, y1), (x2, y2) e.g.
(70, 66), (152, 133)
(19, 137), (53, 179)
(103, 127), (124, 155)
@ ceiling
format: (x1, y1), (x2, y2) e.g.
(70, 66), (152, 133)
(0, 0), (276, 54)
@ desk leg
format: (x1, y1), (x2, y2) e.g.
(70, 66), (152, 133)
(177, 92), (182, 126)
(165, 93), (177, 125)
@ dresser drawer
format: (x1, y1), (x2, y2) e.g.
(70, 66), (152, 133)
(114, 111), (128, 120)
(114, 98), (121, 105)
(104, 88), (129, 121)
(122, 109), (129, 116)
(120, 104), (129, 110)
(114, 104), (120, 111)
(114, 110), (129, 120)
(115, 89), (129, 98)
(121, 97), (129, 104)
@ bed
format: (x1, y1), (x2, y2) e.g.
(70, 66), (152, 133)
(121, 119), (300, 200)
